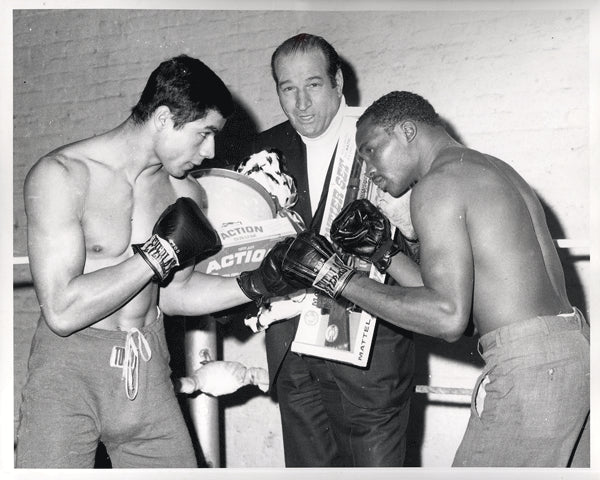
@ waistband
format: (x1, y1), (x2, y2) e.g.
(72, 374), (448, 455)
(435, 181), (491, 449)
(74, 306), (164, 341)
(478, 308), (584, 355)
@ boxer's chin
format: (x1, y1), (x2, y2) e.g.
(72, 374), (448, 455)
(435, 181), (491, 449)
(165, 165), (189, 180)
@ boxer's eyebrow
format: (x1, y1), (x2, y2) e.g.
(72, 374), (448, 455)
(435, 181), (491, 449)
(200, 125), (221, 135)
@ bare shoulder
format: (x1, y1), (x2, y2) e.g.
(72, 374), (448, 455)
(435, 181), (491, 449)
(24, 148), (91, 216)
(416, 147), (496, 196)
(412, 147), (473, 205)
(26, 145), (90, 186)
(429, 146), (487, 175)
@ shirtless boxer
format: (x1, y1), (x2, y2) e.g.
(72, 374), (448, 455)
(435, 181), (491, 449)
(16, 55), (290, 468)
(279, 91), (590, 467)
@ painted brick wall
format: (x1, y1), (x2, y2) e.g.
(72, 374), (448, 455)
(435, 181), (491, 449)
(12, 8), (590, 467)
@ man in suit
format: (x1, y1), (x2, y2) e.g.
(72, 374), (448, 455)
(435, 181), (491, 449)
(250, 33), (415, 467)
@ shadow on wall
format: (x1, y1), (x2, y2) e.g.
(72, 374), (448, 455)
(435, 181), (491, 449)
(340, 57), (361, 107)
(540, 197), (588, 316)
(201, 94), (261, 170)
(442, 117), (466, 146)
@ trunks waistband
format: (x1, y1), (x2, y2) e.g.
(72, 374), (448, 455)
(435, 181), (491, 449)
(75, 306), (164, 341)
(478, 308), (583, 354)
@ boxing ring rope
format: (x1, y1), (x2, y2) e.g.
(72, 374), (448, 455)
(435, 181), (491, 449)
(9, 238), (591, 266)
(414, 386), (473, 396)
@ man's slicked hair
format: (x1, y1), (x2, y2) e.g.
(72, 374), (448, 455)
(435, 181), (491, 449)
(358, 91), (441, 134)
(271, 33), (342, 88)
(131, 54), (234, 129)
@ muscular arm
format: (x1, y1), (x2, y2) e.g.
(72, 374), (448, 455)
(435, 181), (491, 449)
(343, 175), (474, 342)
(386, 251), (422, 287)
(25, 157), (154, 336)
(159, 265), (250, 317)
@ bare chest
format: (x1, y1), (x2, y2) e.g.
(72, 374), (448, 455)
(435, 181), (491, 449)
(81, 173), (179, 262)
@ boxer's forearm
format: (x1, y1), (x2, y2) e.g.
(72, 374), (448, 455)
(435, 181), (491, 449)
(342, 274), (467, 342)
(35, 254), (154, 336)
(159, 271), (250, 317)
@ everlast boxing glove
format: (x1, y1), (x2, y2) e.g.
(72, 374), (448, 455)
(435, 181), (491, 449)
(133, 197), (221, 282)
(237, 236), (298, 306)
(331, 198), (401, 273)
(281, 231), (357, 299)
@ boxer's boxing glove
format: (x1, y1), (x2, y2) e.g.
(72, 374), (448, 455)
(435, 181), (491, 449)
(331, 198), (400, 273)
(281, 231), (357, 299)
(237, 236), (298, 306)
(133, 197), (221, 282)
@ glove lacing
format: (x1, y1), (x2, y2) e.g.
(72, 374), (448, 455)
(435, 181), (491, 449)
(123, 328), (152, 400)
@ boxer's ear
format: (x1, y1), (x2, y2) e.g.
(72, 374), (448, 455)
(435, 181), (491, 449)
(153, 106), (173, 131)
(394, 120), (417, 144)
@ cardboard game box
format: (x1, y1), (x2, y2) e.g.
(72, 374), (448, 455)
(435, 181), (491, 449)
(195, 213), (301, 277)
(192, 168), (303, 277)
(290, 107), (393, 367)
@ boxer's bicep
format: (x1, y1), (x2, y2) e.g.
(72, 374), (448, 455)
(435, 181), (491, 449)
(25, 158), (86, 314)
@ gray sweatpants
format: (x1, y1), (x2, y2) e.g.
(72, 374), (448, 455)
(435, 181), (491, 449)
(453, 308), (590, 467)
(16, 312), (196, 468)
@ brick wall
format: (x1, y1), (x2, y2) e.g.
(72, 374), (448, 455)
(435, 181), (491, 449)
(12, 8), (590, 467)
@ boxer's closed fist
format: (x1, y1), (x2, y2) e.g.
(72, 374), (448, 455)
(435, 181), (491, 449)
(331, 198), (398, 273)
(238, 236), (299, 305)
(282, 231), (357, 299)
(133, 197), (221, 282)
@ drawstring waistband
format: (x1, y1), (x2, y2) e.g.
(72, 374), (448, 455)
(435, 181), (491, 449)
(123, 328), (152, 400)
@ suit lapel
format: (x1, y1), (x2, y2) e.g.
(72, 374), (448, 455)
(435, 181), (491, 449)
(281, 124), (313, 226)
(309, 144), (338, 232)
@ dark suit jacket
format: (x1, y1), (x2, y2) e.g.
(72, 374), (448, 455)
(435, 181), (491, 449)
(252, 121), (415, 409)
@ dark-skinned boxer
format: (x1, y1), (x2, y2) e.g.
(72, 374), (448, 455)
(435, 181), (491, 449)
(277, 89), (589, 467)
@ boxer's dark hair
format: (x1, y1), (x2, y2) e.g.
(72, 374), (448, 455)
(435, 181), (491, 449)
(358, 91), (442, 135)
(131, 54), (234, 129)
(271, 33), (341, 88)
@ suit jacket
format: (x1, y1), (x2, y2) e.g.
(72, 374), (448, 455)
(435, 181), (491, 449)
(252, 121), (415, 409)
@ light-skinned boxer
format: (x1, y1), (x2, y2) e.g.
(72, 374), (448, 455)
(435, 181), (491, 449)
(17, 54), (293, 468)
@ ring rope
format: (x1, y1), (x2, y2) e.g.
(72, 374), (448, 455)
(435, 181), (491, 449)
(10, 239), (590, 266)
(415, 385), (472, 396)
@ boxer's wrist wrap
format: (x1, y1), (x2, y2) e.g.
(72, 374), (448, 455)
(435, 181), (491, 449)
(236, 271), (265, 306)
(133, 234), (180, 282)
(370, 238), (401, 274)
(313, 254), (357, 299)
